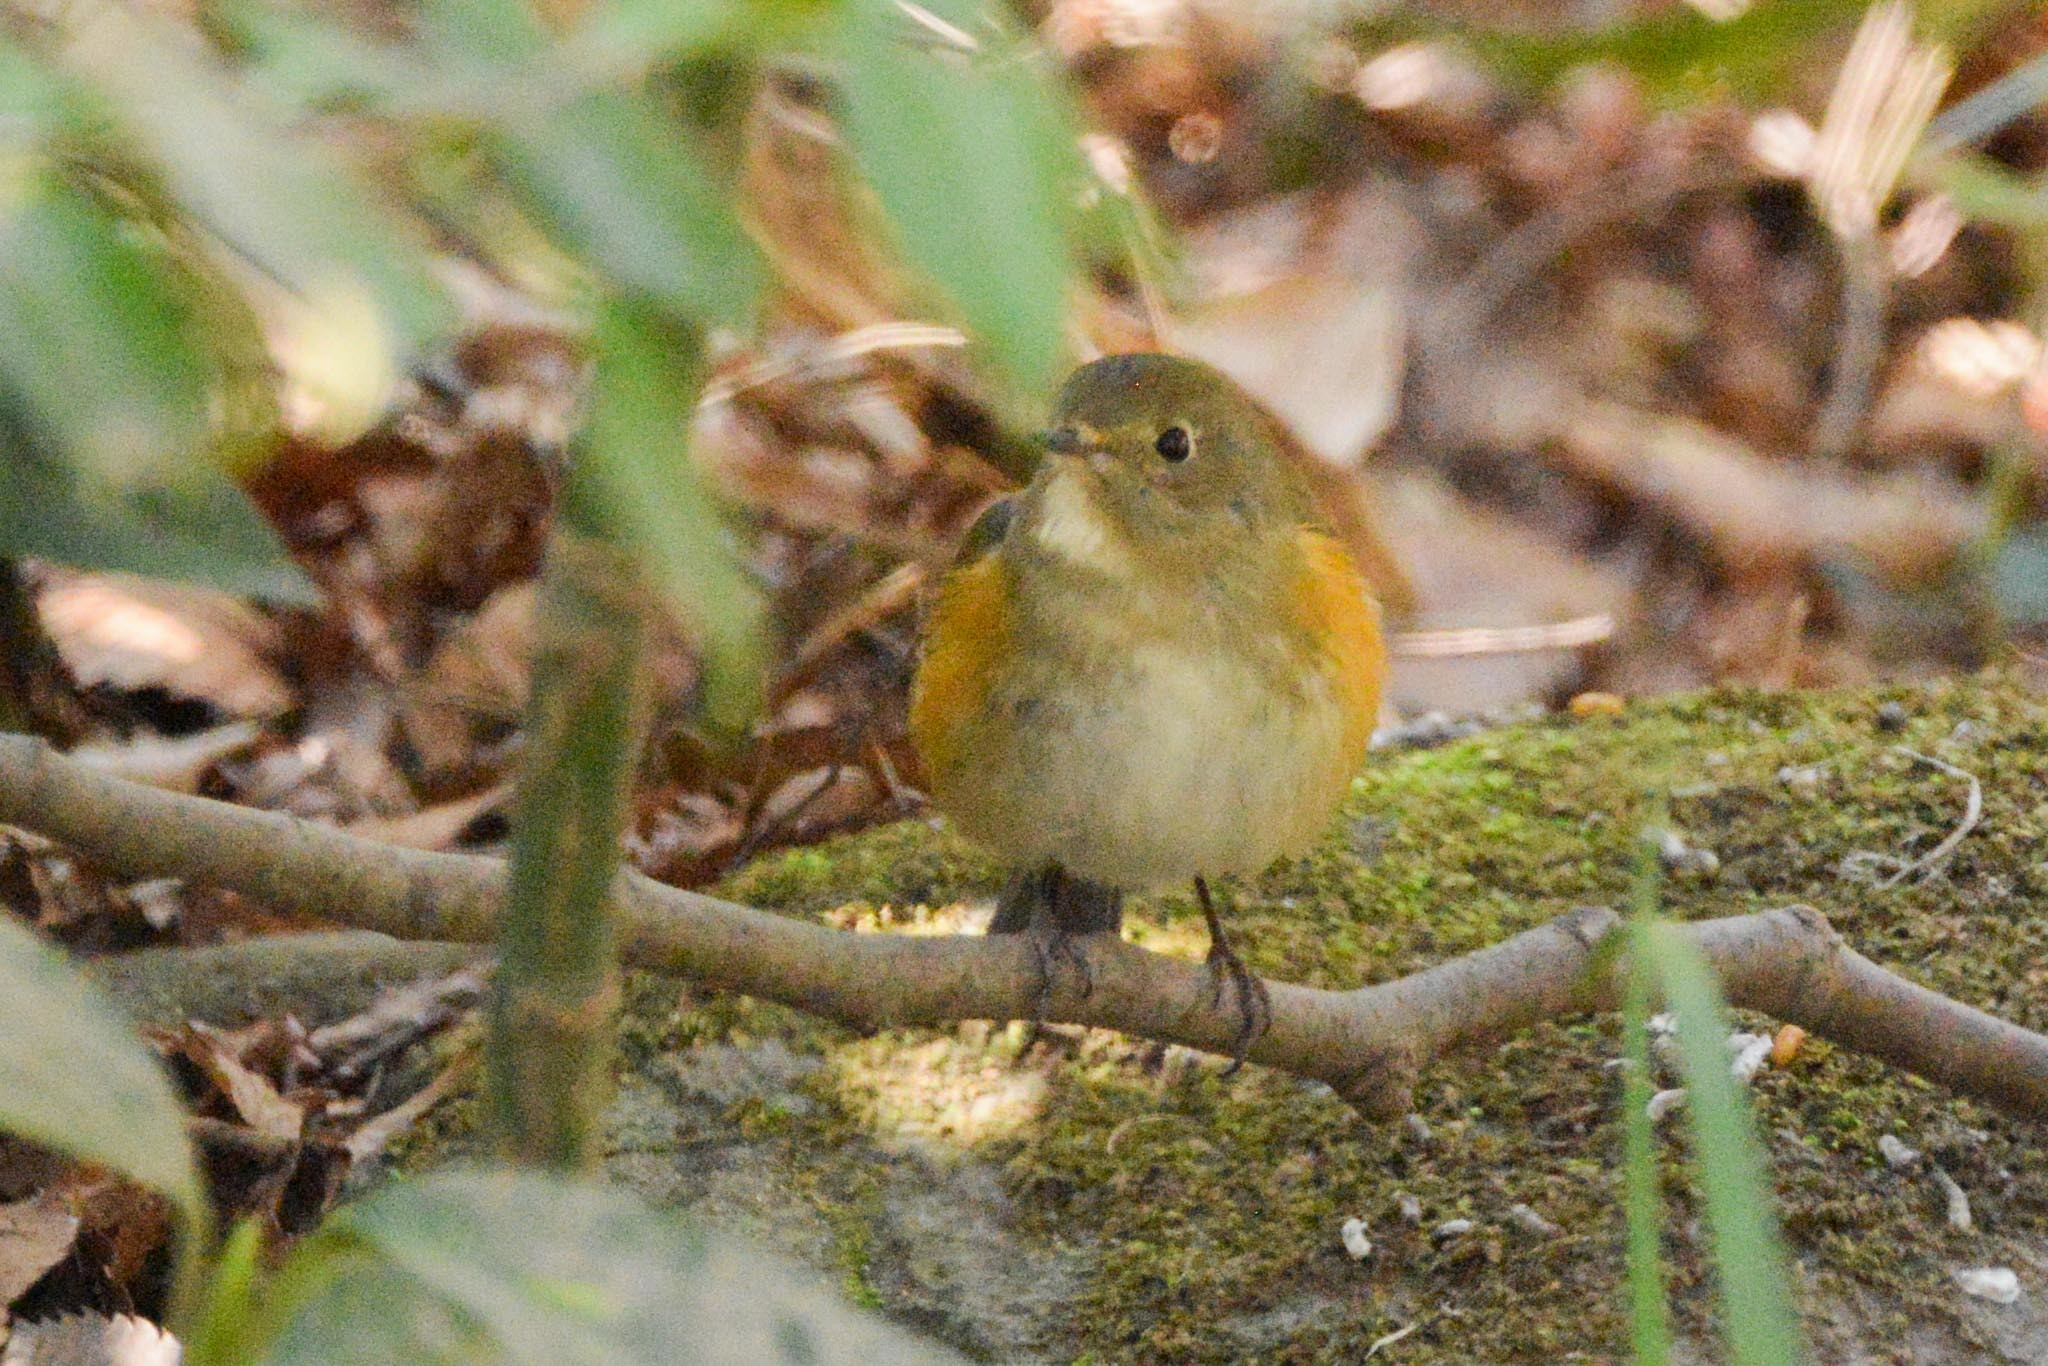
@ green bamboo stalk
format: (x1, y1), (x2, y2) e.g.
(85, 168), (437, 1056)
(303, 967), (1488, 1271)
(484, 521), (651, 1170)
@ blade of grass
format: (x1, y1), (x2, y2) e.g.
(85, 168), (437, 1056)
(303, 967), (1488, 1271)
(1647, 921), (1805, 1364)
(1622, 916), (1673, 1365)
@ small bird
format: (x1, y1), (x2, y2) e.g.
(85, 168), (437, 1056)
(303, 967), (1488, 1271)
(909, 353), (1386, 1067)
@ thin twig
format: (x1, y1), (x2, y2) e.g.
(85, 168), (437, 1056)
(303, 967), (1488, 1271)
(1873, 747), (1984, 888)
(1390, 614), (1615, 659)
(1810, 229), (1888, 462)
(345, 1049), (480, 1165)
(0, 735), (2041, 1123)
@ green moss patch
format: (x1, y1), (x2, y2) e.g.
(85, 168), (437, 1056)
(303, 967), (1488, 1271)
(415, 670), (2048, 1360)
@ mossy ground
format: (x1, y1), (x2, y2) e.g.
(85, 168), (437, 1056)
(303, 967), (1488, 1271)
(406, 670), (2048, 1361)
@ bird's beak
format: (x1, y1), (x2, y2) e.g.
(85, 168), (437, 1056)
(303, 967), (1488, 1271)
(1035, 425), (1108, 469)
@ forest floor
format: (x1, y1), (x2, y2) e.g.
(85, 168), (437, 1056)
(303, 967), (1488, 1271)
(384, 666), (2048, 1363)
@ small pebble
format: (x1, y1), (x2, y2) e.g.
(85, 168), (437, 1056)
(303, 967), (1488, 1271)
(1776, 764), (1825, 798)
(1397, 1192), (1424, 1225)
(1649, 828), (1720, 880)
(1374, 712), (1486, 750)
(1728, 1033), (1773, 1083)
(1431, 1218), (1475, 1241)
(1878, 1134), (1922, 1170)
(1340, 1217), (1374, 1261)
(1876, 701), (1908, 732)
(1405, 1114), (1434, 1146)
(1508, 1203), (1560, 1237)
(1648, 1088), (1688, 1122)
(1953, 1267), (2021, 1304)
(1933, 1167), (1973, 1233)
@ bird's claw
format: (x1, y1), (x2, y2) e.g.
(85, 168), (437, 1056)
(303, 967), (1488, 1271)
(1205, 940), (1271, 1076)
(1194, 876), (1270, 1075)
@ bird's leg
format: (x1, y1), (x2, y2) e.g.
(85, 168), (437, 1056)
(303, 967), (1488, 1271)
(987, 864), (1117, 1027)
(988, 865), (1046, 936)
(1194, 876), (1271, 1076)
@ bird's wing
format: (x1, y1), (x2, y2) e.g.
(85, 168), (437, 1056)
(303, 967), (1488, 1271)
(952, 495), (1019, 568)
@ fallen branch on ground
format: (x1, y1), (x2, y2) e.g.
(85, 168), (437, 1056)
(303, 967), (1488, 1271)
(0, 734), (2042, 1122)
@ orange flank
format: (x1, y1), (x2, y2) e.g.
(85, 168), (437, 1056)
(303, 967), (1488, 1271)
(908, 552), (1012, 784)
(1293, 529), (1386, 773)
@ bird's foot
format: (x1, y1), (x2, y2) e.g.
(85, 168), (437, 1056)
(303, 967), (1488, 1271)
(1026, 918), (1095, 1019)
(990, 865), (1105, 1045)
(1204, 941), (1271, 1076)
(1195, 877), (1271, 1076)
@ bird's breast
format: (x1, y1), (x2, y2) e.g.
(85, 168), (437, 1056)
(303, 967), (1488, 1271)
(913, 535), (1382, 888)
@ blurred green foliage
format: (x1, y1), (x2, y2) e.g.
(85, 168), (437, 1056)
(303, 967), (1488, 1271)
(1624, 865), (1803, 1366)
(0, 0), (1089, 722)
(0, 1), (1086, 1355)
(0, 907), (209, 1237)
(0, 907), (950, 1363)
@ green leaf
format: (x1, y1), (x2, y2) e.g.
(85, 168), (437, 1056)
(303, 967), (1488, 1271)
(225, 5), (428, 110)
(495, 94), (763, 325)
(1926, 154), (2048, 230)
(563, 0), (823, 72)
(258, 1248), (497, 1366)
(258, 1169), (962, 1364)
(0, 909), (203, 1224)
(419, 0), (763, 327)
(578, 298), (763, 730)
(1427, 0), (1868, 102)
(182, 1219), (274, 1366)
(57, 5), (449, 352)
(0, 425), (318, 604)
(838, 0), (1078, 397)
(0, 41), (65, 132)
(0, 176), (212, 482)
(1646, 922), (1805, 1365)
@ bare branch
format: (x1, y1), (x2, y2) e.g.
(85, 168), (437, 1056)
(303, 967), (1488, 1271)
(0, 734), (2041, 1123)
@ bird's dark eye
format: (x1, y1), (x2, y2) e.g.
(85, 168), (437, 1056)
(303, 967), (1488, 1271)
(1155, 426), (1192, 463)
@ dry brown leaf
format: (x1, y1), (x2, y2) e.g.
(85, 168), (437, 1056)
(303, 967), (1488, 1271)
(343, 782), (511, 852)
(0, 1198), (78, 1308)
(157, 1024), (305, 1142)
(184, 1120), (349, 1237)
(0, 1311), (180, 1366)
(66, 723), (261, 796)
(414, 580), (537, 720)
(0, 837), (120, 939)
(37, 573), (289, 719)
(1560, 403), (1983, 583)
(47, 1175), (170, 1295)
(1377, 471), (1634, 713)
(1168, 186), (1415, 468)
